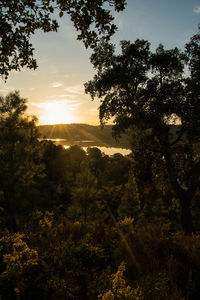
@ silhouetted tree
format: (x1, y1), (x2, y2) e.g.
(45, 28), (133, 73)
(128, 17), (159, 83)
(67, 145), (86, 177)
(0, 0), (126, 79)
(85, 27), (200, 234)
(38, 140), (72, 209)
(0, 91), (43, 230)
(86, 147), (108, 186)
(104, 153), (130, 186)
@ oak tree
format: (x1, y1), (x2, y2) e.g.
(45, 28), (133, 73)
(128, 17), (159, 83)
(85, 27), (200, 234)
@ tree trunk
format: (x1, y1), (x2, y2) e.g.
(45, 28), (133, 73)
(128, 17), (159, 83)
(162, 145), (195, 235)
(4, 184), (18, 232)
(180, 196), (193, 235)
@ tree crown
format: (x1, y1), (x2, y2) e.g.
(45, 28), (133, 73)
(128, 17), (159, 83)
(0, 0), (126, 79)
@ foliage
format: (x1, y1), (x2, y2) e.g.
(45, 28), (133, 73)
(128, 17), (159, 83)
(99, 262), (144, 299)
(0, 232), (39, 299)
(2, 217), (200, 299)
(0, 91), (44, 230)
(1, 67), (200, 298)
(0, 0), (126, 79)
(85, 27), (200, 234)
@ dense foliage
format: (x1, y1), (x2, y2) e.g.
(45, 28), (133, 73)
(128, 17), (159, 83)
(85, 27), (200, 234)
(1, 91), (200, 299)
(0, 0), (126, 78)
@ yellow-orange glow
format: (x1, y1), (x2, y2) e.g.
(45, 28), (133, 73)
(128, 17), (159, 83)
(41, 101), (76, 124)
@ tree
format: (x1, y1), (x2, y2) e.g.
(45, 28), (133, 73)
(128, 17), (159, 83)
(0, 0), (126, 79)
(85, 27), (200, 234)
(86, 147), (107, 185)
(104, 153), (130, 186)
(67, 144), (86, 177)
(0, 91), (44, 230)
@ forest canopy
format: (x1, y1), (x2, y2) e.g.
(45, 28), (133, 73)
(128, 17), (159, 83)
(1, 91), (200, 299)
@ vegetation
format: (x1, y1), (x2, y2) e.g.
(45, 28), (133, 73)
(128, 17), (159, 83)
(0, 0), (126, 79)
(1, 82), (200, 298)
(85, 27), (200, 235)
(0, 1), (200, 296)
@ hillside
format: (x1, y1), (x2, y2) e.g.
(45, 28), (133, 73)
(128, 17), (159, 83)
(38, 124), (130, 148)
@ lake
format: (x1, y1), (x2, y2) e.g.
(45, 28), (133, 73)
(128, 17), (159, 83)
(39, 138), (131, 156)
(63, 145), (131, 156)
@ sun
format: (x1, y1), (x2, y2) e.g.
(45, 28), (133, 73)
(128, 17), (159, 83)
(41, 101), (76, 124)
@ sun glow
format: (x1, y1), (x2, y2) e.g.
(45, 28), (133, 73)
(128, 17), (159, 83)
(41, 101), (76, 124)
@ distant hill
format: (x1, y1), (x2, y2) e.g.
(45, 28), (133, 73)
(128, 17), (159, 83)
(38, 124), (130, 149)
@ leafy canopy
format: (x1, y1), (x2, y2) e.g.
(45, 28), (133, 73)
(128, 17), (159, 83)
(85, 27), (200, 234)
(85, 28), (200, 140)
(0, 0), (126, 79)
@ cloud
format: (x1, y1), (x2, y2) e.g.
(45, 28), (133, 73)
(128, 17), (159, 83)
(45, 94), (76, 100)
(64, 84), (84, 95)
(58, 94), (75, 99)
(68, 103), (81, 110)
(49, 82), (63, 88)
(30, 99), (81, 111)
(193, 6), (200, 13)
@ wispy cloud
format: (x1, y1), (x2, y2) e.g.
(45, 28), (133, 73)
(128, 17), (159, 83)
(29, 102), (45, 109)
(45, 94), (76, 100)
(49, 82), (63, 88)
(69, 103), (81, 110)
(58, 94), (75, 99)
(64, 84), (84, 95)
(193, 6), (200, 13)
(31, 99), (81, 110)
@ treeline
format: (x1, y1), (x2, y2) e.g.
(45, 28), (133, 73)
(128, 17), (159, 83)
(1, 92), (200, 299)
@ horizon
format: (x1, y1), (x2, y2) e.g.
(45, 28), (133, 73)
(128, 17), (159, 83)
(37, 122), (107, 126)
(37, 121), (102, 126)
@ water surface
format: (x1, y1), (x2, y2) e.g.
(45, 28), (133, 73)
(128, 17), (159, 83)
(64, 145), (131, 156)
(39, 138), (131, 156)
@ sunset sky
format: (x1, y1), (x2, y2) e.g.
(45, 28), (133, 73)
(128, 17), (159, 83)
(0, 0), (199, 125)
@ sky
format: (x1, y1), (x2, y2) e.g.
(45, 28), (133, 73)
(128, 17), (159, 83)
(0, 0), (199, 125)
